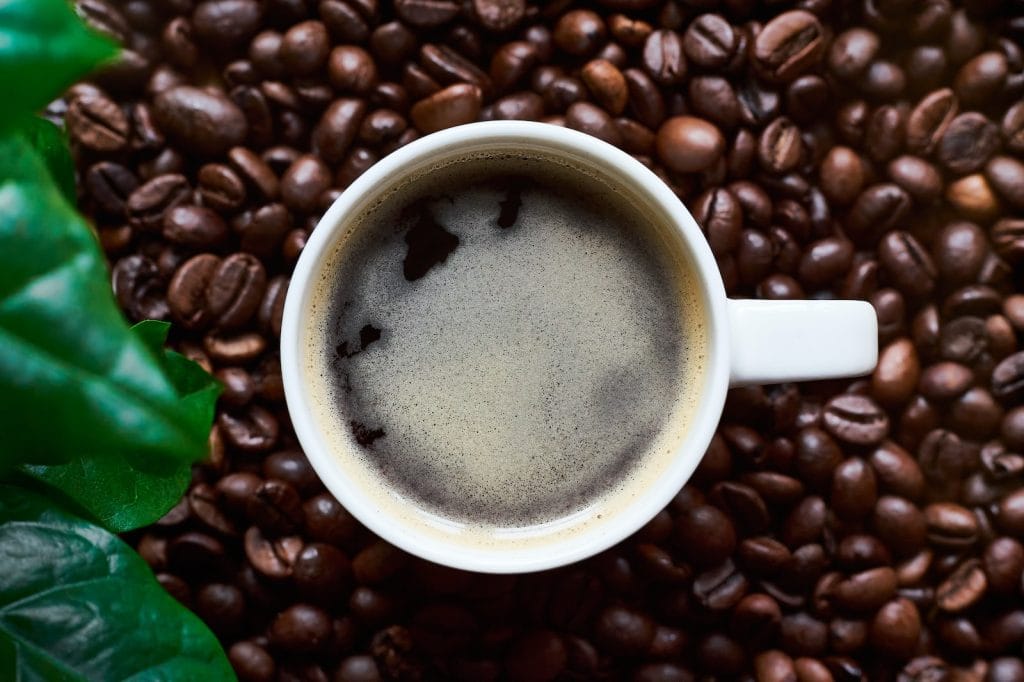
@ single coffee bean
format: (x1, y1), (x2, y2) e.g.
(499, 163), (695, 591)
(643, 30), (686, 86)
(218, 405), (278, 453)
(269, 603), (332, 654)
(819, 146), (865, 205)
(472, 0), (525, 32)
(281, 155), (331, 214)
(752, 11), (825, 83)
(831, 458), (878, 521)
(205, 253), (266, 330)
(682, 14), (736, 70)
(954, 51), (1008, 107)
(993, 352), (1024, 400)
(594, 605), (655, 656)
(865, 105), (906, 163)
(565, 102), (622, 147)
(280, 20), (330, 76)
(126, 174), (191, 231)
(419, 44), (492, 98)
(871, 438), (926, 498)
(85, 162), (139, 215)
(925, 502), (979, 550)
(67, 93), (130, 152)
(759, 117), (802, 175)
(313, 98), (366, 164)
(823, 394), (889, 445)
(581, 59), (627, 115)
(937, 112), (1000, 175)
(906, 88), (957, 155)
(936, 559), (987, 612)
(887, 155), (942, 204)
(872, 339), (920, 407)
(227, 147), (279, 201)
(873, 496), (927, 555)
(553, 10), (606, 57)
(162, 205), (228, 248)
(410, 83), (483, 134)
(828, 28), (880, 80)
(997, 489), (1024, 536)
(192, 0), (263, 46)
(878, 231), (937, 299)
(983, 538), (1024, 594)
(693, 559), (748, 611)
(656, 116), (724, 174)
(229, 641), (275, 682)
(328, 46), (378, 94)
(846, 184), (912, 246)
(869, 598), (921, 659)
(394, 0), (459, 27)
(154, 86), (248, 157)
(675, 505), (736, 567)
(986, 155), (1024, 209)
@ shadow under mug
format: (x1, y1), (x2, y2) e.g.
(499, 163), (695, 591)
(281, 121), (878, 573)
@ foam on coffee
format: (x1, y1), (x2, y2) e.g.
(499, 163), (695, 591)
(306, 151), (707, 535)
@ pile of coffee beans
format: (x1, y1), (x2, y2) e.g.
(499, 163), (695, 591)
(62, 0), (1024, 679)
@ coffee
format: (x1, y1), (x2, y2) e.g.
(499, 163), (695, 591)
(307, 152), (707, 528)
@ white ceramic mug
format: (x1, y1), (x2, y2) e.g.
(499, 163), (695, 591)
(281, 121), (878, 573)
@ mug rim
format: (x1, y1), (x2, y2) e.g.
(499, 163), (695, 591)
(281, 121), (731, 573)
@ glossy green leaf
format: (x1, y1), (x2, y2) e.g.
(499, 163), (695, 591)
(0, 0), (117, 131)
(20, 117), (76, 206)
(0, 134), (214, 470)
(18, 323), (221, 532)
(0, 484), (235, 681)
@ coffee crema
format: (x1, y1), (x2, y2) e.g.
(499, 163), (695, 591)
(307, 152), (707, 530)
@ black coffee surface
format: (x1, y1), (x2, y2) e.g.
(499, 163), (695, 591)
(314, 155), (701, 526)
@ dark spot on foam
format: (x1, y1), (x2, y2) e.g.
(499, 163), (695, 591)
(351, 420), (385, 447)
(495, 175), (532, 229)
(335, 323), (383, 359)
(402, 198), (460, 281)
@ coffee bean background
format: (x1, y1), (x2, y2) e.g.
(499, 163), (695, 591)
(57, 0), (1024, 679)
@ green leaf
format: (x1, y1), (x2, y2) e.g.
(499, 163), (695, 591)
(20, 117), (76, 206)
(0, 134), (216, 471)
(0, 484), (235, 681)
(0, 0), (117, 131)
(18, 322), (221, 533)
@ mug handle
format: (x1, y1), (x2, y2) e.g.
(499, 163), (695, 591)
(727, 299), (878, 387)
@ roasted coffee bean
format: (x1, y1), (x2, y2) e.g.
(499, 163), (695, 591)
(823, 394), (889, 445)
(828, 28), (879, 80)
(162, 205), (228, 249)
(280, 21), (330, 77)
(954, 51), (1008, 107)
(869, 599), (920, 659)
(218, 405), (278, 453)
(643, 30), (686, 86)
(313, 99), (366, 164)
(693, 560), (748, 611)
(831, 458), (878, 521)
(411, 84), (482, 134)
(683, 14), (736, 70)
(85, 162), (139, 216)
(873, 496), (927, 555)
(752, 11), (825, 83)
(126, 174), (191, 231)
(394, 0), (458, 28)
(581, 59), (627, 115)
(819, 146), (864, 205)
(879, 231), (937, 299)
(192, 0), (263, 46)
(565, 102), (622, 146)
(206, 253), (266, 330)
(907, 88), (957, 155)
(759, 117), (802, 175)
(246, 479), (304, 535)
(154, 86), (247, 157)
(594, 605), (655, 656)
(925, 502), (979, 550)
(269, 603), (332, 654)
(986, 155), (1024, 209)
(656, 116), (724, 174)
(846, 184), (911, 245)
(554, 10), (606, 57)
(993, 352), (1024, 400)
(937, 112), (1000, 175)
(675, 505), (736, 567)
(168, 254), (220, 329)
(67, 93), (129, 152)
(229, 641), (275, 682)
(887, 155), (942, 204)
(936, 559), (987, 612)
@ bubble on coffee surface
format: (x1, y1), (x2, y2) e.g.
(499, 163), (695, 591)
(312, 153), (704, 528)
